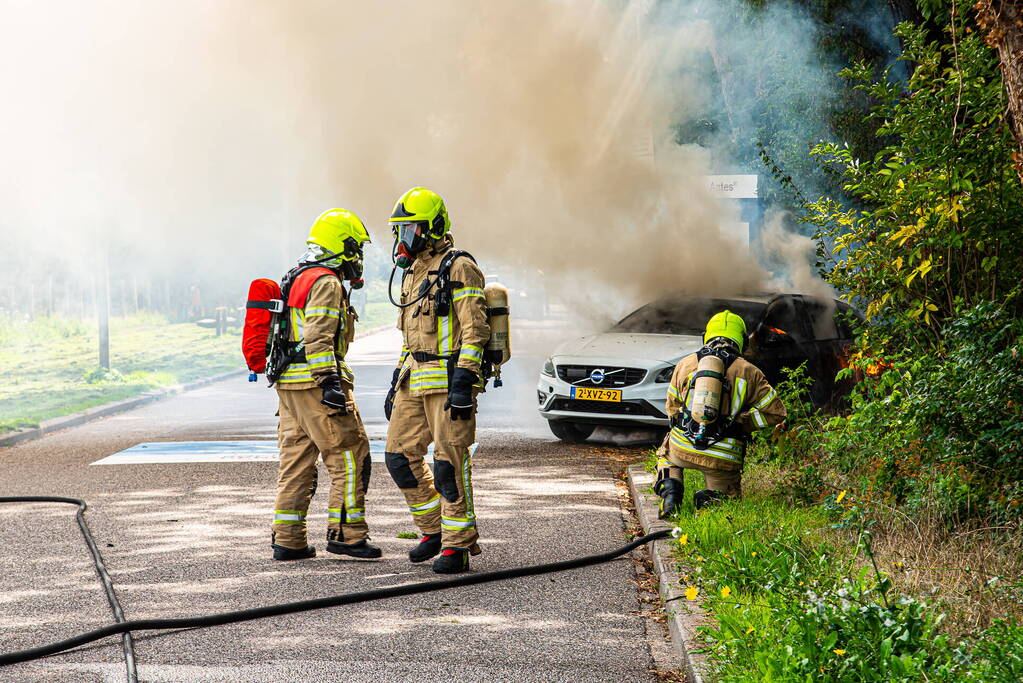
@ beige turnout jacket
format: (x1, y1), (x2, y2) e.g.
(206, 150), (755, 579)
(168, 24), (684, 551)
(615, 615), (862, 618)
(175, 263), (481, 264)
(277, 273), (357, 390)
(662, 353), (787, 471)
(395, 236), (490, 396)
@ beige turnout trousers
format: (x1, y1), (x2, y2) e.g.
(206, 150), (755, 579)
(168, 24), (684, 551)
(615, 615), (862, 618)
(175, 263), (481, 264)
(272, 385), (371, 549)
(384, 383), (478, 549)
(655, 434), (742, 496)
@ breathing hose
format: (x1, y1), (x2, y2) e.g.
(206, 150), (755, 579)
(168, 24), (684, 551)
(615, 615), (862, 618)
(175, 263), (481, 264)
(387, 262), (438, 309)
(0, 496), (138, 682)
(0, 494), (669, 677)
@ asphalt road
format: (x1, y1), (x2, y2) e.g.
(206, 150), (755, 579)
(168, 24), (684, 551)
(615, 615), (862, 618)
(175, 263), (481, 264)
(0, 324), (666, 682)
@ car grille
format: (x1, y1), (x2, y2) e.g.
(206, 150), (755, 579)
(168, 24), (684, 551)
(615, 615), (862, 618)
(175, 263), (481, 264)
(548, 398), (664, 417)
(556, 365), (647, 388)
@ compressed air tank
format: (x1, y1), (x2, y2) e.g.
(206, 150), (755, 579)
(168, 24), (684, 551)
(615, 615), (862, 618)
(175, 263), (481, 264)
(690, 354), (724, 425)
(482, 284), (507, 366)
(484, 283), (511, 366)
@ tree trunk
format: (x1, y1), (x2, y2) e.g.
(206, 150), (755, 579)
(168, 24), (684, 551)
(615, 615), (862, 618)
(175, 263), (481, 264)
(888, 0), (924, 25)
(976, 0), (1023, 184)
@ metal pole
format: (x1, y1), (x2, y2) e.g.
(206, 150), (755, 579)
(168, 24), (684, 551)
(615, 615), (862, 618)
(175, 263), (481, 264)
(98, 249), (110, 369)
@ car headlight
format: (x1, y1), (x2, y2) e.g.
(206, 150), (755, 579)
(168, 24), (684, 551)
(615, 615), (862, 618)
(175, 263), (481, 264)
(542, 358), (556, 377)
(654, 365), (674, 383)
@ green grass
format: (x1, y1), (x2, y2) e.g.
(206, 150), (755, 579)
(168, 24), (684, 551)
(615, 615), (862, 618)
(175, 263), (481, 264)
(359, 301), (396, 331)
(0, 314), (242, 434)
(655, 456), (1023, 681)
(396, 531), (418, 539)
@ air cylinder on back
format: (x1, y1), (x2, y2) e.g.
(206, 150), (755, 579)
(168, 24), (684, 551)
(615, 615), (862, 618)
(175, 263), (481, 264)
(690, 354), (725, 425)
(484, 283), (511, 386)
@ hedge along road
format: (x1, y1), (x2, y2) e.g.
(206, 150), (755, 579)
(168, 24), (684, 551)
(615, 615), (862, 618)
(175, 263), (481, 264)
(0, 324), (669, 683)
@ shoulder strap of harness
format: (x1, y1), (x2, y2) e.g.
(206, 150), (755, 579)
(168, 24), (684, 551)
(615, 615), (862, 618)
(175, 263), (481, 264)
(434, 249), (476, 317)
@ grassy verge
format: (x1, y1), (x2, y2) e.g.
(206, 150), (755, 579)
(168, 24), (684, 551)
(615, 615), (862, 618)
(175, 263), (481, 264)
(359, 301), (395, 331)
(0, 314), (241, 434)
(648, 449), (1023, 681)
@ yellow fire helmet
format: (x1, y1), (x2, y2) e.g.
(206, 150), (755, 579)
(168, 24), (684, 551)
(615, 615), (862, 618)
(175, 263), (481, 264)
(389, 187), (450, 240)
(704, 310), (747, 351)
(307, 208), (371, 262)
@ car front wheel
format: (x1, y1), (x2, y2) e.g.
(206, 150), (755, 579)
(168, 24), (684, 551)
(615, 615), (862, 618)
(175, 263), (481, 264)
(547, 420), (595, 443)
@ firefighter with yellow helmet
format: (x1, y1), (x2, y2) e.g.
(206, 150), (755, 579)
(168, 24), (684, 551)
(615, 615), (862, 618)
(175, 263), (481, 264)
(655, 310), (787, 517)
(269, 208), (381, 561)
(383, 187), (490, 574)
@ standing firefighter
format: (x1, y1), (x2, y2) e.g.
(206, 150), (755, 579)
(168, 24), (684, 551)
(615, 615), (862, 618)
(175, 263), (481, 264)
(655, 310), (787, 517)
(384, 187), (490, 574)
(268, 209), (381, 561)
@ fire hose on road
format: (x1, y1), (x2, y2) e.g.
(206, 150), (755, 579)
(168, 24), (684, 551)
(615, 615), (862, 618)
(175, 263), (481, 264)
(0, 495), (670, 681)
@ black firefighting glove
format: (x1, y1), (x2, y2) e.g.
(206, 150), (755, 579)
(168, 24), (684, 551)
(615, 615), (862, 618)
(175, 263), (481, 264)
(317, 372), (348, 414)
(384, 368), (400, 421)
(444, 367), (478, 421)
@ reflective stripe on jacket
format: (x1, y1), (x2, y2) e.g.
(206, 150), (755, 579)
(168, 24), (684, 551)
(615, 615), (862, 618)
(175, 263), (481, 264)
(664, 353), (786, 470)
(278, 273), (357, 390)
(395, 236), (490, 395)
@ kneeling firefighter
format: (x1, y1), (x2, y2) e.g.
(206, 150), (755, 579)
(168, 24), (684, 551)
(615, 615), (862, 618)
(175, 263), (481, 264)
(655, 311), (787, 518)
(266, 209), (381, 561)
(383, 187), (492, 574)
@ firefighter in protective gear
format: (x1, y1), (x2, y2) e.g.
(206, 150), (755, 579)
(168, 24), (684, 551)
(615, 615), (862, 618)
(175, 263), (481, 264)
(655, 310), (787, 518)
(271, 208), (381, 561)
(384, 187), (490, 574)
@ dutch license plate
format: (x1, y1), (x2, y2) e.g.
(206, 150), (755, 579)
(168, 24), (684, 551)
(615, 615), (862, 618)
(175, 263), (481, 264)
(572, 387), (622, 402)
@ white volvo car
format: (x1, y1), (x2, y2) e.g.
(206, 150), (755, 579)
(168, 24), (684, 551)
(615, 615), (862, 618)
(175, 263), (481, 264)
(537, 294), (860, 442)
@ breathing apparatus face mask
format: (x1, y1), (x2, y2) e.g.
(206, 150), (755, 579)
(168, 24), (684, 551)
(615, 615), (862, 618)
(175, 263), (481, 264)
(392, 220), (431, 269)
(300, 238), (366, 289)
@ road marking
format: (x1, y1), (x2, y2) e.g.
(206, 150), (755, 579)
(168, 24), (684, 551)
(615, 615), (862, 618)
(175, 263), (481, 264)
(90, 441), (476, 465)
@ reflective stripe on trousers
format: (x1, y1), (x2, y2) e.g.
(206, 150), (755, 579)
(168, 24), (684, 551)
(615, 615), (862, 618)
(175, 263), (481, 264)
(274, 510), (306, 524)
(409, 495), (441, 515)
(669, 427), (744, 464)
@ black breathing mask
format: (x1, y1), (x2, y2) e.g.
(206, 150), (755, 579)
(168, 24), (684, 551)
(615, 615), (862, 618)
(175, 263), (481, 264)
(307, 237), (364, 288)
(392, 221), (430, 269)
(341, 258), (364, 289)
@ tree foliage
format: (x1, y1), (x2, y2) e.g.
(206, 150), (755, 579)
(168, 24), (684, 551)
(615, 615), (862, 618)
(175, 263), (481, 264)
(805, 19), (1023, 353)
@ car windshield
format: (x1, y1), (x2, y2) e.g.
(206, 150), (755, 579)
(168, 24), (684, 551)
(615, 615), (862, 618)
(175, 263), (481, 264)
(611, 297), (767, 336)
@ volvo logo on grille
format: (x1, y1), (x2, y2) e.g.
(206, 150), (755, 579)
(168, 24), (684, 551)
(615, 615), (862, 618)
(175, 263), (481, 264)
(590, 369), (606, 385)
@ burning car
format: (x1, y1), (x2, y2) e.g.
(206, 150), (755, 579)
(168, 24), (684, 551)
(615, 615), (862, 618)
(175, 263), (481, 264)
(536, 293), (861, 442)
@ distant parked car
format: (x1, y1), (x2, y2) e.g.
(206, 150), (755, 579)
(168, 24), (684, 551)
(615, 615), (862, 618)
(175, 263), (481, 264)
(536, 293), (862, 442)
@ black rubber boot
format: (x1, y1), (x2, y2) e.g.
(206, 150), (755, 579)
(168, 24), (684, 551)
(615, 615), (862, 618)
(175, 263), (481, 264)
(693, 489), (725, 510)
(653, 477), (684, 519)
(409, 533), (442, 563)
(272, 544), (316, 561)
(326, 538), (382, 559)
(432, 547), (470, 574)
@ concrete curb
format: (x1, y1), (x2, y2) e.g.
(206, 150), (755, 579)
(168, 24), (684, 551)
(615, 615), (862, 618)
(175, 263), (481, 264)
(628, 464), (711, 683)
(0, 368), (249, 448)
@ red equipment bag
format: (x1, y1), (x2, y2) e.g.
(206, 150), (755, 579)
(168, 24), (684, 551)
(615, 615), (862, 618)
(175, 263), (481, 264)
(243, 278), (283, 374)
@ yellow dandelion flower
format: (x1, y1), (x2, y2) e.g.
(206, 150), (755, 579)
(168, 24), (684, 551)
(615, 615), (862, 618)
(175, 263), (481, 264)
(720, 586), (732, 599)
(685, 586), (699, 601)
(836, 490), (847, 503)
(751, 552), (757, 557)
(745, 627), (755, 635)
(833, 649), (846, 656)
(679, 534), (688, 545)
